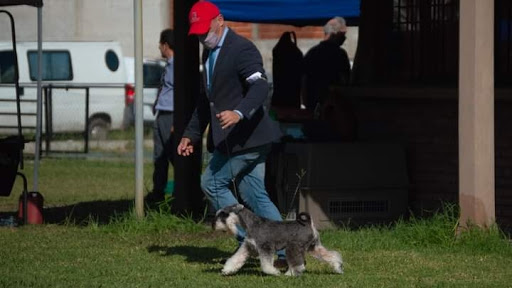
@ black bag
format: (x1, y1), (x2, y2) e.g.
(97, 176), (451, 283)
(0, 136), (23, 196)
(271, 31), (303, 108)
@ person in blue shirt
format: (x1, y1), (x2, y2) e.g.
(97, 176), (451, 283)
(147, 29), (175, 202)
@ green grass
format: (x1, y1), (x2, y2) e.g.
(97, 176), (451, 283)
(1, 158), (511, 288)
(0, 158), (157, 225)
(1, 158), (155, 207)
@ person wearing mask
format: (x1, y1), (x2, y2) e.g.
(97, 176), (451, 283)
(302, 17), (351, 113)
(177, 1), (286, 268)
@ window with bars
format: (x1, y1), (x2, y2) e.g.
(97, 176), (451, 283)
(390, 0), (459, 84)
(387, 0), (512, 86)
(329, 200), (389, 216)
(496, 0), (512, 86)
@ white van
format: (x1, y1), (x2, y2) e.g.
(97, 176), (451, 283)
(0, 41), (130, 139)
(123, 57), (165, 126)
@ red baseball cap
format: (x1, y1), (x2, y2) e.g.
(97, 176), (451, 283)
(188, 1), (220, 35)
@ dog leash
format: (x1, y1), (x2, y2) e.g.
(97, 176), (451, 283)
(210, 105), (240, 209)
(222, 124), (307, 222)
(223, 129), (239, 201)
(285, 169), (306, 220)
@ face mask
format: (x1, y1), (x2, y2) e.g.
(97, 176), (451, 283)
(200, 31), (221, 49)
(330, 32), (346, 46)
(199, 19), (221, 49)
(337, 34), (346, 46)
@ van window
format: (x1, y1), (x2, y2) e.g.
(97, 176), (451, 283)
(28, 50), (73, 81)
(105, 50), (119, 72)
(0, 51), (15, 84)
(143, 63), (164, 88)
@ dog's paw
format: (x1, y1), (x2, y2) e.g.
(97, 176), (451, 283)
(221, 262), (241, 276)
(264, 270), (281, 276)
(284, 269), (302, 277)
(285, 264), (305, 276)
(221, 268), (237, 276)
(261, 267), (281, 276)
(333, 264), (344, 274)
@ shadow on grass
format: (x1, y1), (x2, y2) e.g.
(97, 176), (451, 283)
(147, 245), (231, 264)
(146, 245), (336, 276)
(0, 199), (134, 225)
(0, 198), (207, 226)
(201, 267), (272, 276)
(147, 244), (261, 273)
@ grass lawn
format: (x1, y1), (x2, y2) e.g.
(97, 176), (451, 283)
(1, 158), (511, 288)
(0, 157), (156, 224)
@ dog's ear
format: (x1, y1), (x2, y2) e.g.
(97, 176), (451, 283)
(234, 204), (244, 212)
(215, 210), (228, 218)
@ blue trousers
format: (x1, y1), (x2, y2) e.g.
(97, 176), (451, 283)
(201, 144), (285, 258)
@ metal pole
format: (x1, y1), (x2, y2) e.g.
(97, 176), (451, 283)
(84, 88), (89, 154)
(134, 0), (144, 218)
(33, 6), (43, 192)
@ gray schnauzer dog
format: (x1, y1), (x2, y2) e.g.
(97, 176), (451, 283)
(213, 204), (343, 276)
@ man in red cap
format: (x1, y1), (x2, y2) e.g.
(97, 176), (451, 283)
(177, 0), (286, 268)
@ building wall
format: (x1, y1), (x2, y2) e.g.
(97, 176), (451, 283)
(349, 88), (512, 233)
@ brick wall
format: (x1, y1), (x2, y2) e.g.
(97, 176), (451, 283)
(495, 98), (512, 233)
(258, 24), (324, 39)
(224, 22), (358, 77)
(226, 21), (324, 40)
(347, 88), (512, 232)
(225, 21), (254, 39)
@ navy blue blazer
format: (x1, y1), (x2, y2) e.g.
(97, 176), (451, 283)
(184, 28), (282, 154)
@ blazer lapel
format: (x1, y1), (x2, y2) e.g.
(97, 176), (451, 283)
(201, 49), (209, 98)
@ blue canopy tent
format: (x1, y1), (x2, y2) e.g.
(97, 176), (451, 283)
(210, 0), (360, 25)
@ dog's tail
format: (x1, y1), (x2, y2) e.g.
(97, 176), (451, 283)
(308, 243), (344, 274)
(301, 213), (344, 274)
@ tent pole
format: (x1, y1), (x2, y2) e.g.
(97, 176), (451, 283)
(33, 6), (42, 193)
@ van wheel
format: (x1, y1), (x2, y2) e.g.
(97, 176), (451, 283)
(89, 118), (110, 140)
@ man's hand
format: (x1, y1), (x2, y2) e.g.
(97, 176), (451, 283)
(216, 110), (242, 129)
(177, 137), (194, 156)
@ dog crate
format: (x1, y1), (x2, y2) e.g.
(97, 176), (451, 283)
(276, 142), (408, 229)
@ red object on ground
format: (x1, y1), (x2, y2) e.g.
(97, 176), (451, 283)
(17, 192), (44, 224)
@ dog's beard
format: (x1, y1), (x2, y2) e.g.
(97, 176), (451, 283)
(214, 212), (240, 236)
